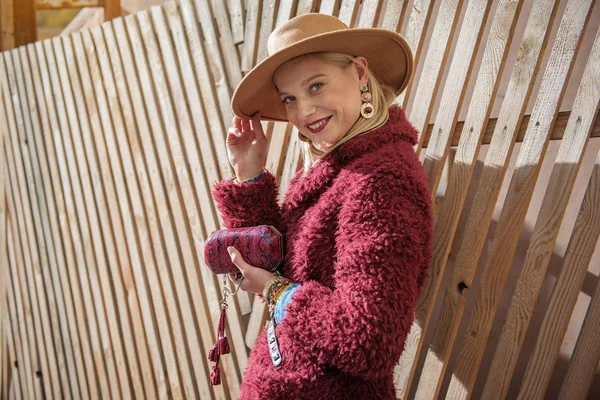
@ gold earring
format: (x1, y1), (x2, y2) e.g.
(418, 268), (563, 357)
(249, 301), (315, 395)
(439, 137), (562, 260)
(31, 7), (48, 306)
(360, 84), (374, 119)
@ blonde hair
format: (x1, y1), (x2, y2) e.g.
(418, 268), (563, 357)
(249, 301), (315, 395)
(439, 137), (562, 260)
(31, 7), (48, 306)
(274, 52), (397, 177)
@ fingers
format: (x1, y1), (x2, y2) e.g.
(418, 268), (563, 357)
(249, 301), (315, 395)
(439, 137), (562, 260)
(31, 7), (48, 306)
(228, 126), (241, 138)
(240, 118), (251, 132)
(227, 247), (246, 273)
(232, 116), (242, 131)
(250, 111), (267, 140)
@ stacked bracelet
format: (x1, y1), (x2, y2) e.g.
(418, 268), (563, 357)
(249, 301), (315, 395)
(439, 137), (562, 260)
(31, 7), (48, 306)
(263, 277), (293, 317)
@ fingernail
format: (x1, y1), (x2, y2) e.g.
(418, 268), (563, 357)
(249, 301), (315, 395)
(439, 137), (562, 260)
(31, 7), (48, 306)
(234, 128), (241, 137)
(227, 247), (235, 256)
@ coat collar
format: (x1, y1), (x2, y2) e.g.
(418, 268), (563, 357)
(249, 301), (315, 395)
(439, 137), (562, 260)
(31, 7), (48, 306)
(283, 104), (418, 210)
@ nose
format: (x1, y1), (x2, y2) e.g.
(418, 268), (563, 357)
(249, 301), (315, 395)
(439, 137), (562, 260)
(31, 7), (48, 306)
(297, 98), (316, 123)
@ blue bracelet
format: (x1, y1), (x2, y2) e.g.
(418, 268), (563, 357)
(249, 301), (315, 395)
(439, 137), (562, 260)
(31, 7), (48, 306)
(274, 283), (300, 324)
(228, 170), (265, 183)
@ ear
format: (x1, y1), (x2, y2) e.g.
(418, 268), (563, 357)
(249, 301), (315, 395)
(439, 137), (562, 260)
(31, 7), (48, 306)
(353, 56), (369, 86)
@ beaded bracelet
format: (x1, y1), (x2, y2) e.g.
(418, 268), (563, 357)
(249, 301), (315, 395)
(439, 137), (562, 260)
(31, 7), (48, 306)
(264, 278), (293, 317)
(273, 282), (293, 303)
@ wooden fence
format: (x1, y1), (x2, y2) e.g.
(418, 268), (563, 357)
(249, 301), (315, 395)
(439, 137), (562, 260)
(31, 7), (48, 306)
(0, 0), (599, 398)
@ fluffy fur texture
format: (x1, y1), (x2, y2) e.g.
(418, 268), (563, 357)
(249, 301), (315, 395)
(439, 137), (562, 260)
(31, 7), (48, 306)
(211, 104), (433, 399)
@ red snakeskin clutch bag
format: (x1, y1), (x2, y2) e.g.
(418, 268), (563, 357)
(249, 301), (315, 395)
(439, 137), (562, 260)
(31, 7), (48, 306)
(204, 225), (284, 275)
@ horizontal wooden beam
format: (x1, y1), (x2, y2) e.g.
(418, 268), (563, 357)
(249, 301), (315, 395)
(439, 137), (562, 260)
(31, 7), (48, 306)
(422, 110), (600, 148)
(36, 0), (103, 9)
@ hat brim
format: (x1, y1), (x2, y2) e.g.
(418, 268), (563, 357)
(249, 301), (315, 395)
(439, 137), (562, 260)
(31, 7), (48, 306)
(231, 29), (414, 122)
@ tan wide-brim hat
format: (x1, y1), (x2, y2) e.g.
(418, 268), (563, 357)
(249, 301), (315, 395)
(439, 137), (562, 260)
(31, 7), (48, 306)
(231, 13), (414, 122)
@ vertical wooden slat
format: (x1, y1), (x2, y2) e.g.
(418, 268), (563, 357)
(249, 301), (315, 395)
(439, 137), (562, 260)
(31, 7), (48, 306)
(0, 57), (7, 400)
(1, 51), (59, 400)
(211, 0), (245, 97)
(242, 0), (263, 72)
(45, 37), (124, 399)
(3, 205), (33, 400)
(3, 302), (16, 400)
(319, 0), (340, 16)
(279, 126), (303, 198)
(356, 0), (383, 28)
(155, 2), (239, 395)
(422, 0), (493, 198)
(36, 38), (110, 399)
(256, 0), (279, 64)
(171, 0), (251, 372)
(193, 0), (239, 176)
(75, 24), (172, 398)
(16, 44), (83, 399)
(95, 17), (203, 397)
(62, 30), (152, 399)
(87, 18), (167, 398)
(227, 0), (246, 44)
(116, 14), (207, 397)
(4, 256), (21, 400)
(28, 41), (97, 399)
(403, 0), (559, 397)
(446, 0), (594, 397)
(394, 0), (436, 108)
(520, 144), (600, 397)
(558, 237), (600, 400)
(380, 0), (407, 32)
(483, 22), (600, 399)
(150, 5), (242, 395)
(148, 3), (249, 392)
(121, 13), (201, 397)
(337, 0), (360, 27)
(103, 10), (229, 395)
(11, 46), (75, 398)
(406, 0), (466, 151)
(401, 0), (498, 391)
(267, 122), (293, 181)
(182, 0), (231, 159)
(275, 0), (298, 28)
(401, 0), (524, 397)
(54, 35), (136, 399)
(96, 19), (202, 397)
(295, 0), (317, 15)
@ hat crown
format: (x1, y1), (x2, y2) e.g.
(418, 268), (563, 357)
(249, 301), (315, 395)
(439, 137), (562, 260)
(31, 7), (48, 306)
(267, 13), (349, 56)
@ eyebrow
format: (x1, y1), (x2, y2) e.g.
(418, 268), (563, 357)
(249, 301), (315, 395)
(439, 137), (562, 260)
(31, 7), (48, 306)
(278, 73), (328, 96)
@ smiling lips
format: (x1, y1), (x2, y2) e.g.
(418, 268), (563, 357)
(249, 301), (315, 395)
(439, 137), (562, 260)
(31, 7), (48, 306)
(306, 116), (332, 134)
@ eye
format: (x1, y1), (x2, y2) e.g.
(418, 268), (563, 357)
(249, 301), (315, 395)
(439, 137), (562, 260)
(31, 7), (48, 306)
(310, 82), (324, 92)
(282, 96), (295, 104)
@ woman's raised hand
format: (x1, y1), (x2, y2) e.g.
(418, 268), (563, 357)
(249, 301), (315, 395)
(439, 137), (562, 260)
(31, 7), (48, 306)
(226, 112), (268, 181)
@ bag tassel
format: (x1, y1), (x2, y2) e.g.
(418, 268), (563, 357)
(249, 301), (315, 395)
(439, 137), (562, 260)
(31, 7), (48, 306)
(218, 336), (230, 354)
(209, 292), (230, 385)
(210, 359), (221, 385)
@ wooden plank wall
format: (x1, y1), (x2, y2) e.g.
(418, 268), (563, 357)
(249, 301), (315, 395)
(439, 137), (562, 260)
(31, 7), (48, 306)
(0, 0), (599, 398)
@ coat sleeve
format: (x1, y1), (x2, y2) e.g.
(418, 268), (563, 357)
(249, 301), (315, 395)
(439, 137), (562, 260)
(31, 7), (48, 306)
(211, 167), (285, 233)
(280, 168), (433, 381)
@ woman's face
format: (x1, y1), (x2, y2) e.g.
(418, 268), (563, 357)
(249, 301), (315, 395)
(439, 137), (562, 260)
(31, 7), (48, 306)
(274, 55), (369, 151)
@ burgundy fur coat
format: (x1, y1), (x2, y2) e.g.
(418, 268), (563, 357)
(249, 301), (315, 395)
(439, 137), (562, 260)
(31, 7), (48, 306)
(211, 104), (433, 399)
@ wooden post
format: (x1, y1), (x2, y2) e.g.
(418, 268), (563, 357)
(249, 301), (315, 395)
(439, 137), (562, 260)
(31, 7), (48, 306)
(104, 0), (120, 21)
(1, 0), (36, 51)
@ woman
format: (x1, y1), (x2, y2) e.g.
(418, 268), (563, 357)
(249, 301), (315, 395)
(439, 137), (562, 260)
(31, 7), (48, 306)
(211, 13), (433, 399)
